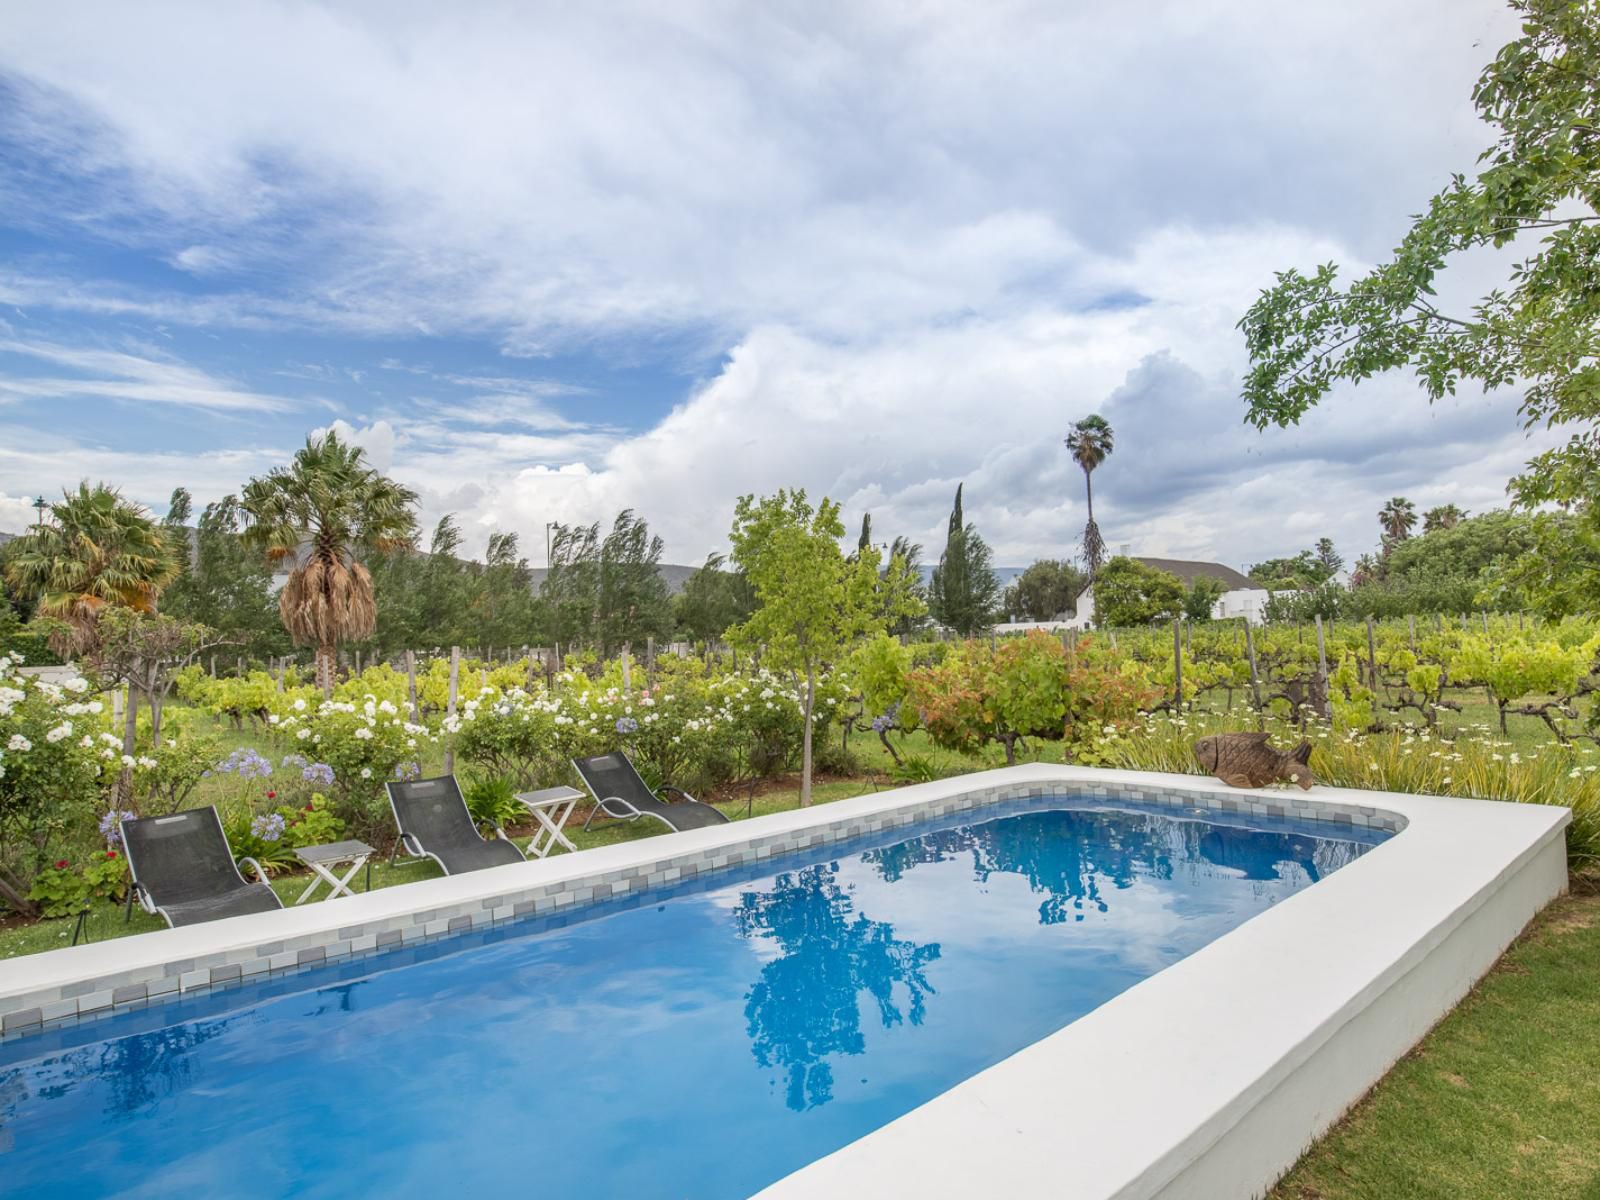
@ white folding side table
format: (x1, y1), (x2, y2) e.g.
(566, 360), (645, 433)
(293, 839), (375, 904)
(514, 786), (585, 858)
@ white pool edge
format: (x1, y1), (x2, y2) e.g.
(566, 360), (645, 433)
(0, 766), (1569, 1200)
(755, 768), (1569, 1200)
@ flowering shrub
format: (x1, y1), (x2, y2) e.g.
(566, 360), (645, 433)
(24, 849), (127, 917)
(0, 656), (108, 915)
(448, 667), (849, 794)
(269, 695), (436, 837)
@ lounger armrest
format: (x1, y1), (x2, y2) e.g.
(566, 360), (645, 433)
(237, 856), (271, 886)
(132, 880), (158, 915)
(660, 784), (702, 804)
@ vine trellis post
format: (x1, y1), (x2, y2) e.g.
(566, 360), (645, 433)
(1171, 618), (1183, 708)
(1243, 618), (1263, 729)
(444, 646), (460, 774)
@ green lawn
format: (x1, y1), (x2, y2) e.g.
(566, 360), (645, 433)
(1270, 883), (1600, 1200)
(0, 770), (894, 960)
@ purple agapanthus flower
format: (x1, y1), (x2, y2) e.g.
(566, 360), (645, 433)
(393, 761), (422, 782)
(302, 762), (335, 786)
(99, 810), (137, 847)
(217, 748), (274, 779)
(250, 813), (286, 842)
(281, 753), (309, 770)
(615, 717), (639, 735)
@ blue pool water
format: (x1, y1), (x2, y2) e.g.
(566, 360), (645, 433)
(0, 799), (1385, 1199)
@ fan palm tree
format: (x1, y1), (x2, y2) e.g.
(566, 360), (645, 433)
(1378, 497), (1418, 546)
(3, 482), (179, 659)
(1423, 503), (1467, 534)
(240, 431), (418, 696)
(1065, 415), (1114, 577)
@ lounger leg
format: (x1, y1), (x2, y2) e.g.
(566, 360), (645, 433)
(124, 885), (136, 924)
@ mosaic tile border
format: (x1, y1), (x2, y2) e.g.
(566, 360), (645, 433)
(0, 774), (1406, 1038)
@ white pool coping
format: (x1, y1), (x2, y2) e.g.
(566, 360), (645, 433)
(0, 766), (1569, 1199)
(759, 768), (1569, 1200)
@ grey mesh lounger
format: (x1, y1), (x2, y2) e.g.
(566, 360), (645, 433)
(386, 775), (526, 874)
(574, 752), (731, 833)
(121, 806), (283, 928)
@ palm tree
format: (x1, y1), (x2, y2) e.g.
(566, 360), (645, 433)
(240, 431), (418, 696)
(3, 482), (179, 659)
(1423, 503), (1467, 534)
(1378, 497), (1418, 547)
(1065, 415), (1114, 577)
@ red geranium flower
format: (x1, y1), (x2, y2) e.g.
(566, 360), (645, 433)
(105, 850), (118, 860)
(266, 791), (277, 800)
(54, 859), (69, 870)
(304, 803), (313, 811)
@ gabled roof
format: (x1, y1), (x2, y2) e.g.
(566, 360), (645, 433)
(1131, 557), (1260, 590)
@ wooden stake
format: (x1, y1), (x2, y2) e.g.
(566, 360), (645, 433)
(1244, 618), (1262, 725)
(1407, 614), (1416, 652)
(1172, 618), (1183, 707)
(444, 646), (460, 774)
(405, 650), (420, 723)
(1366, 615), (1379, 691)
(621, 645), (632, 693)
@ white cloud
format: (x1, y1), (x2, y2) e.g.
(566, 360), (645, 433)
(0, 337), (297, 413)
(0, 0), (1547, 571)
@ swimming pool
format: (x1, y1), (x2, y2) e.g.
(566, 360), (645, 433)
(0, 798), (1385, 1199)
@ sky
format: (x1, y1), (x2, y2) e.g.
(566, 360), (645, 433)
(0, 0), (1551, 573)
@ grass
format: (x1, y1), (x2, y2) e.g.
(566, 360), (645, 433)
(1270, 882), (1600, 1200)
(0, 765), (894, 960)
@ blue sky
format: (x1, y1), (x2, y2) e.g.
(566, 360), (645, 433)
(0, 0), (1546, 570)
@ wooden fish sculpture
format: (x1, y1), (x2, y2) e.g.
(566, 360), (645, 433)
(1192, 731), (1315, 790)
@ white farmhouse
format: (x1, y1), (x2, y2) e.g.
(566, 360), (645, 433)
(1063, 557), (1271, 628)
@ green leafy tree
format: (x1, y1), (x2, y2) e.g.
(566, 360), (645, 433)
(542, 509), (672, 656)
(1249, 549), (1333, 589)
(728, 490), (888, 806)
(1003, 559), (1086, 621)
(1091, 556), (1186, 627)
(162, 495), (287, 660)
(1183, 574), (1228, 622)
(3, 482), (180, 659)
(926, 484), (1000, 636)
(1064, 415), (1114, 576)
(240, 431), (419, 695)
(674, 553), (756, 644)
(1315, 537), (1342, 577)
(1240, 3), (1600, 528)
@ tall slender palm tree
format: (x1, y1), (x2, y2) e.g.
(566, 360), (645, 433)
(240, 431), (418, 696)
(1378, 496), (1418, 547)
(3, 482), (179, 659)
(1065, 415), (1115, 577)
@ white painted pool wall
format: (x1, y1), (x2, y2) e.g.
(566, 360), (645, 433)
(757, 768), (1569, 1200)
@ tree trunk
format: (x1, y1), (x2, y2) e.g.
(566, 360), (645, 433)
(878, 728), (903, 766)
(0, 869), (36, 919)
(317, 642), (336, 699)
(800, 663), (815, 807)
(115, 685), (139, 807)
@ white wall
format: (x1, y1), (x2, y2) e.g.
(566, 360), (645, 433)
(1213, 586), (1269, 623)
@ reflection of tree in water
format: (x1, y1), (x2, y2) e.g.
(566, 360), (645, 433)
(864, 810), (1370, 925)
(5, 1015), (233, 1126)
(734, 863), (941, 1111)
